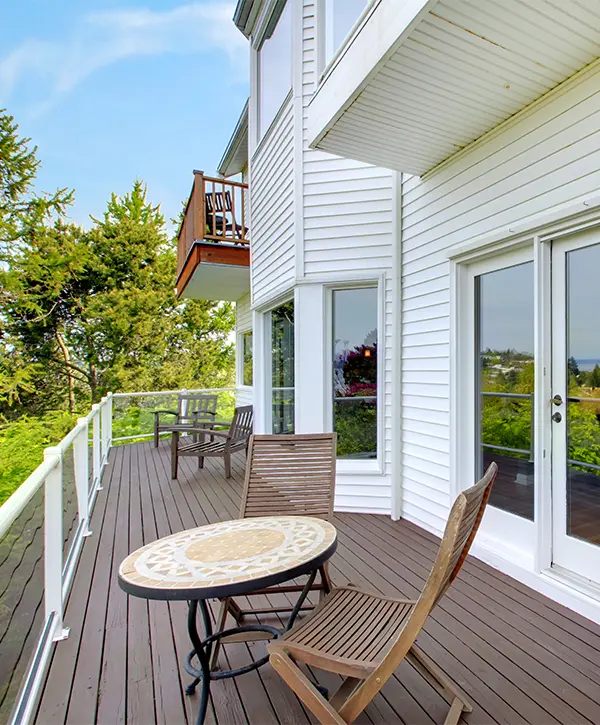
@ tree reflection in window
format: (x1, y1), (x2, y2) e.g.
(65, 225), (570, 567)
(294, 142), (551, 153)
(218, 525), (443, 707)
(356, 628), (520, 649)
(333, 287), (377, 459)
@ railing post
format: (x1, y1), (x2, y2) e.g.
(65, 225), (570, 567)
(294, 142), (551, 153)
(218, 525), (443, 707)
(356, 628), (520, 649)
(106, 392), (113, 449)
(100, 395), (111, 467)
(74, 420), (92, 537)
(43, 447), (69, 641)
(181, 388), (188, 421)
(92, 404), (102, 490)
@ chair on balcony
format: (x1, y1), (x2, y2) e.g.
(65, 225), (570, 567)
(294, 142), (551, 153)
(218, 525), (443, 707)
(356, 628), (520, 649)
(153, 393), (218, 447)
(205, 190), (248, 241)
(170, 404), (253, 479)
(268, 462), (498, 725)
(209, 433), (337, 670)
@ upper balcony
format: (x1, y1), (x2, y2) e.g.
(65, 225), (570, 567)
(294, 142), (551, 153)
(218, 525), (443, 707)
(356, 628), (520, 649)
(176, 171), (250, 300)
(306, 0), (600, 175)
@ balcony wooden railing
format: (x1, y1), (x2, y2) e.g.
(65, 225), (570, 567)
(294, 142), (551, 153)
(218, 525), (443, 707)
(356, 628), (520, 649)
(177, 171), (249, 274)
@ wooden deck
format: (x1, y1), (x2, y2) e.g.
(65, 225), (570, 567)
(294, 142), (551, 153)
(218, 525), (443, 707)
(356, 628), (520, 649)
(33, 441), (600, 725)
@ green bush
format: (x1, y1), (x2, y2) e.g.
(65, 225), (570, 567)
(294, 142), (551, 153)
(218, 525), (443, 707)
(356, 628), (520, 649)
(0, 411), (76, 504)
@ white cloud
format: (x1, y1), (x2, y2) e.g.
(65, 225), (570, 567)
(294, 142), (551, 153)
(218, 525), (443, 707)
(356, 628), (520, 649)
(0, 2), (247, 114)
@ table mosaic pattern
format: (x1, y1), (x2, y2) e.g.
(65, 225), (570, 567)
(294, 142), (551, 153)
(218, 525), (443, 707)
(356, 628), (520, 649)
(119, 516), (336, 594)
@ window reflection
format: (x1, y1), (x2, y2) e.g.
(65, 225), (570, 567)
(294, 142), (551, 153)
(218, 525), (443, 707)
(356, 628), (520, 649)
(325, 0), (368, 63)
(272, 301), (294, 434)
(259, 0), (292, 139)
(242, 331), (253, 387)
(476, 262), (534, 520)
(333, 287), (377, 459)
(565, 243), (600, 546)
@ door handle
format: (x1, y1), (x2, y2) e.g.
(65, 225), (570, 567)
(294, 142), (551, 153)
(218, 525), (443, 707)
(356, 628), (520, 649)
(551, 394), (563, 406)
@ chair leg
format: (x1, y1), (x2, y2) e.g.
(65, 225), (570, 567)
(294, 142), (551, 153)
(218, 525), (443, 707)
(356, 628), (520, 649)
(154, 421), (159, 448)
(209, 598), (230, 671)
(198, 456), (204, 469)
(407, 644), (473, 721)
(224, 452), (231, 479)
(319, 563), (333, 600)
(269, 650), (345, 725)
(171, 432), (178, 479)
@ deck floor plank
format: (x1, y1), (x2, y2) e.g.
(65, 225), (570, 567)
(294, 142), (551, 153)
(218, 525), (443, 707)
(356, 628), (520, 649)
(32, 441), (600, 725)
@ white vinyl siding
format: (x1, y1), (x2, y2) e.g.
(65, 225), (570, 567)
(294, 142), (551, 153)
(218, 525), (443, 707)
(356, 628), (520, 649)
(250, 98), (295, 305)
(401, 59), (600, 536)
(301, 0), (395, 514)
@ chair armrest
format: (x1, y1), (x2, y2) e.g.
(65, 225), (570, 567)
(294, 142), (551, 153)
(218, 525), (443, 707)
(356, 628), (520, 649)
(194, 420), (230, 427)
(180, 427), (231, 439)
(153, 409), (178, 416)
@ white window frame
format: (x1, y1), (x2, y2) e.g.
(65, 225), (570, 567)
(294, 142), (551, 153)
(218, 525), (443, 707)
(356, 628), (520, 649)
(264, 296), (295, 435)
(237, 329), (253, 390)
(455, 245), (537, 565)
(325, 278), (384, 475)
(316, 0), (374, 77)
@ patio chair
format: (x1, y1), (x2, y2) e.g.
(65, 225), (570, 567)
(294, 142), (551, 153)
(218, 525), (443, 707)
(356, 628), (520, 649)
(153, 393), (218, 447)
(210, 433), (337, 670)
(268, 461), (498, 725)
(170, 404), (253, 479)
(205, 190), (248, 241)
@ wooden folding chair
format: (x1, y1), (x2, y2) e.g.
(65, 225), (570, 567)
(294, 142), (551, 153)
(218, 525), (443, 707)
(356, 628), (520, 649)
(171, 405), (253, 479)
(210, 433), (337, 670)
(268, 462), (498, 725)
(153, 393), (218, 447)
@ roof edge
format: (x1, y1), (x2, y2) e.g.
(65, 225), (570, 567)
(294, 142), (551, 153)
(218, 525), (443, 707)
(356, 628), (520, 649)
(217, 100), (249, 177)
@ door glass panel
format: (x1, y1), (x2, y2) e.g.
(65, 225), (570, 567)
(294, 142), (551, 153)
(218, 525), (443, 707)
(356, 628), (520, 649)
(476, 262), (534, 519)
(332, 287), (377, 459)
(565, 243), (600, 546)
(271, 301), (294, 434)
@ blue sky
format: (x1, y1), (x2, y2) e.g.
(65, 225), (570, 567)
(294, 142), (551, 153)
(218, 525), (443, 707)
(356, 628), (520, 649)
(0, 0), (249, 230)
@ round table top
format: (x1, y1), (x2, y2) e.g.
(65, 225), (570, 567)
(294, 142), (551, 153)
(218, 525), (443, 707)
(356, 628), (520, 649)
(118, 516), (337, 601)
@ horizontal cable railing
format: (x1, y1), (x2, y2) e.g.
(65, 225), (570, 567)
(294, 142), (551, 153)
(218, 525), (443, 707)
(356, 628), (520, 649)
(1, 395), (112, 725)
(1, 386), (252, 723)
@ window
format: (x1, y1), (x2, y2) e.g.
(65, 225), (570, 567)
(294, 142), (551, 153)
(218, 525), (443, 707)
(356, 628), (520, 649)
(475, 261), (534, 520)
(271, 301), (294, 434)
(324, 0), (368, 64)
(242, 331), (253, 386)
(258, 0), (292, 139)
(332, 287), (377, 458)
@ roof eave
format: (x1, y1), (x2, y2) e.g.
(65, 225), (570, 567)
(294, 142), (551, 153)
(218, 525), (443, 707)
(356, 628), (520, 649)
(217, 100), (249, 177)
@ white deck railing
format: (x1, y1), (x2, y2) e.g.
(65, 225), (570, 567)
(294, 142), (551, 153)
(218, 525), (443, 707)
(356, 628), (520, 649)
(0, 386), (248, 725)
(1, 394), (112, 725)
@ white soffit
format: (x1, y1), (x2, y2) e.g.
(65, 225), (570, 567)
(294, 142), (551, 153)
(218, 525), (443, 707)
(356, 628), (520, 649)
(308, 0), (600, 176)
(181, 263), (250, 302)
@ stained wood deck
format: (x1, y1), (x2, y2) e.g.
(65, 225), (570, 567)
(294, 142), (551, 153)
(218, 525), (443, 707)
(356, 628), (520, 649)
(33, 441), (600, 725)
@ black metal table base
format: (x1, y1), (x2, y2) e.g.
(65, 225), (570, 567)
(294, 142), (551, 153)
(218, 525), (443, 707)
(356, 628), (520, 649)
(185, 569), (319, 725)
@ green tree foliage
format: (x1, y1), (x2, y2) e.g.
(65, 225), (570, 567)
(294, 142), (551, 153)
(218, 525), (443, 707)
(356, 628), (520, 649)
(0, 109), (235, 501)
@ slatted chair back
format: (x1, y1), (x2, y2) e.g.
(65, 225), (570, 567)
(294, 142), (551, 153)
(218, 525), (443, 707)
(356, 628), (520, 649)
(178, 393), (218, 423)
(332, 463), (498, 723)
(228, 405), (253, 443)
(205, 190), (233, 215)
(240, 434), (336, 520)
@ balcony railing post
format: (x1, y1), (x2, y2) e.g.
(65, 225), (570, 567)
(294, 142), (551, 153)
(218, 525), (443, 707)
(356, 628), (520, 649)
(74, 419), (92, 537)
(43, 447), (69, 642)
(107, 392), (113, 450)
(92, 404), (102, 490)
(193, 170), (205, 245)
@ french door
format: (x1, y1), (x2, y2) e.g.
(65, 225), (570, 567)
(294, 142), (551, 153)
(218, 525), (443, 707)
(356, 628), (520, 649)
(551, 229), (600, 584)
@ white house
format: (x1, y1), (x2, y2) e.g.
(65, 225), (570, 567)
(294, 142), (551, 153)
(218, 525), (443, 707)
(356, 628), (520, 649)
(176, 0), (600, 625)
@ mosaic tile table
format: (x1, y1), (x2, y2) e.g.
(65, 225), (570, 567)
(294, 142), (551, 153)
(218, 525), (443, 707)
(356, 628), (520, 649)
(118, 516), (337, 725)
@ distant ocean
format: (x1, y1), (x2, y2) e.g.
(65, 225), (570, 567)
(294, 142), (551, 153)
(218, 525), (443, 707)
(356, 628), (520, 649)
(576, 359), (600, 372)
